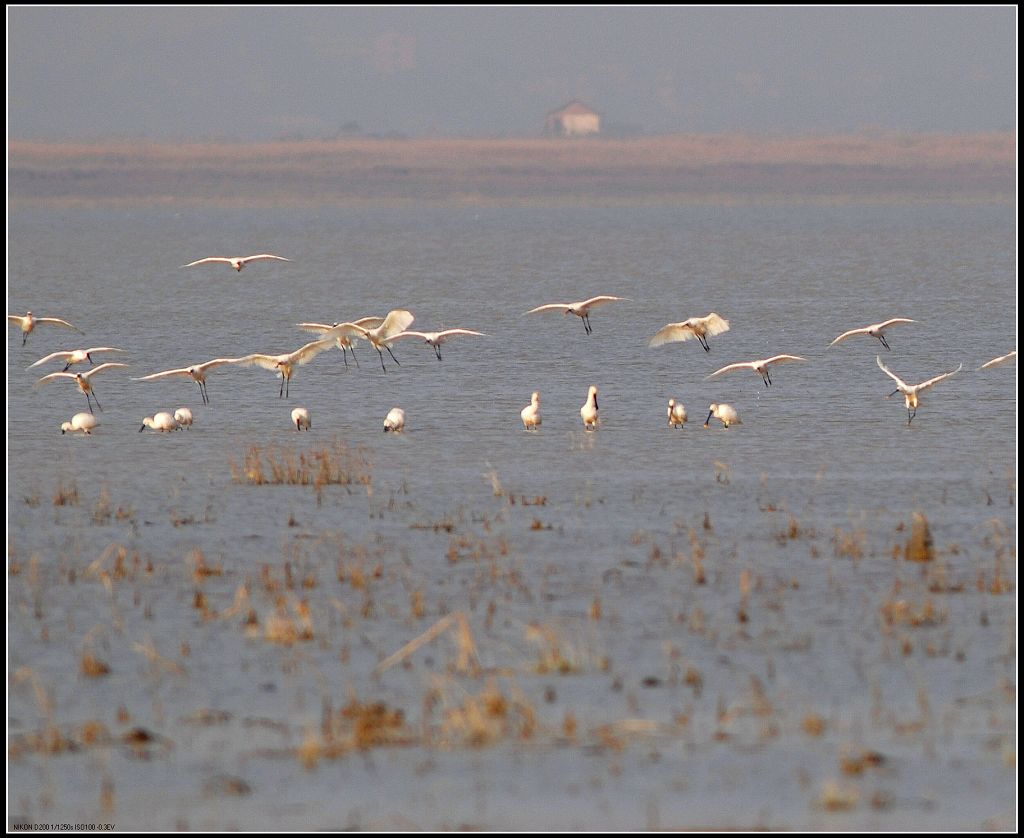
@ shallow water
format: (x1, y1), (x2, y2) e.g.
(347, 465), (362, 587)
(8, 199), (1016, 830)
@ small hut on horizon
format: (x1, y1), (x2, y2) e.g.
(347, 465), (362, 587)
(544, 101), (601, 137)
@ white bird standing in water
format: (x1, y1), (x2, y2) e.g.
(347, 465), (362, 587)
(667, 398), (688, 428)
(237, 338), (336, 399)
(173, 407), (194, 430)
(521, 391), (541, 430)
(387, 328), (486, 361)
(829, 318), (915, 351)
(876, 356), (962, 425)
(979, 349), (1016, 370)
(181, 254), (291, 272)
(29, 346), (126, 372)
(61, 413), (99, 435)
(323, 309), (416, 372)
(704, 403), (741, 429)
(526, 296), (628, 335)
(140, 412), (179, 433)
(296, 316), (386, 368)
(9, 312), (83, 346)
(383, 407), (406, 433)
(291, 407), (311, 431)
(133, 357), (248, 405)
(706, 354), (807, 387)
(35, 362), (129, 414)
(580, 385), (599, 430)
(649, 313), (730, 352)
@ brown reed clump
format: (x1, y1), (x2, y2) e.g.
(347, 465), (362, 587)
(229, 438), (372, 489)
(52, 477), (79, 506)
(439, 679), (538, 748)
(904, 512), (935, 562)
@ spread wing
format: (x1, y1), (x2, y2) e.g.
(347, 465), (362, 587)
(35, 371), (78, 386)
(434, 328), (486, 339)
(979, 350), (1016, 370)
(36, 317), (83, 333)
(288, 338), (336, 365)
(182, 257), (234, 268)
(763, 354), (807, 366)
(133, 367), (193, 382)
(705, 362), (755, 379)
(526, 303), (572, 315)
(875, 317), (915, 330)
(236, 353), (284, 372)
(876, 356), (909, 391)
(28, 350), (75, 368)
(649, 322), (697, 347)
(240, 254), (291, 264)
(9, 315), (28, 327)
(377, 309), (416, 340)
(196, 357), (248, 373)
(829, 326), (871, 346)
(81, 362), (129, 379)
(578, 295), (627, 310)
(917, 364), (962, 392)
(387, 330), (431, 343)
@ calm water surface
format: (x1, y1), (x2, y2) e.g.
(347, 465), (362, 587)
(8, 200), (1016, 830)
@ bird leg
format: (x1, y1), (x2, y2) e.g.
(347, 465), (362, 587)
(385, 345), (401, 366)
(434, 345), (442, 361)
(907, 408), (915, 425)
(699, 335), (710, 352)
(279, 376), (285, 398)
(878, 334), (891, 350)
(377, 348), (387, 372)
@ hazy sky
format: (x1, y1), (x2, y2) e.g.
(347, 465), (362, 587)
(8, 6), (1016, 141)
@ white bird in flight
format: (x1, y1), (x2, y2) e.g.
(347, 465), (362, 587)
(35, 362), (129, 414)
(829, 318), (915, 351)
(297, 317), (385, 368)
(323, 309), (415, 372)
(28, 346), (126, 372)
(61, 413), (99, 435)
(526, 296), (628, 335)
(876, 356), (962, 425)
(236, 338), (336, 398)
(387, 328), (486, 361)
(667, 398), (688, 428)
(706, 354), (807, 387)
(133, 357), (248, 405)
(521, 391), (541, 430)
(704, 403), (741, 429)
(181, 254), (291, 272)
(9, 312), (83, 346)
(383, 407), (406, 433)
(979, 349), (1016, 370)
(580, 385), (599, 430)
(649, 313), (730, 352)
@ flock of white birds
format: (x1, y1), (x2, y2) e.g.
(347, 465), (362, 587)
(9, 258), (1017, 437)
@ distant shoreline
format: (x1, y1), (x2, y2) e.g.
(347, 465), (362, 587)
(9, 132), (1015, 207)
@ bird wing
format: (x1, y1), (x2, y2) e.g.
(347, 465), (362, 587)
(377, 309), (416, 339)
(829, 326), (870, 346)
(578, 295), (627, 310)
(196, 357), (248, 373)
(241, 254), (291, 264)
(980, 350), (1016, 370)
(236, 353), (284, 372)
(296, 322), (333, 334)
(35, 371), (77, 386)
(764, 354), (807, 366)
(705, 362), (755, 379)
(526, 303), (571, 315)
(182, 257), (233, 268)
(289, 339), (336, 365)
(84, 346), (126, 355)
(9, 314), (28, 326)
(36, 317), (83, 332)
(648, 322), (695, 347)
(876, 318), (915, 330)
(351, 316), (386, 329)
(700, 313), (730, 335)
(435, 328), (486, 339)
(323, 321), (372, 340)
(81, 362), (129, 379)
(917, 364), (962, 391)
(133, 367), (192, 382)
(875, 356), (909, 391)
(28, 351), (74, 368)
(387, 330), (430, 343)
